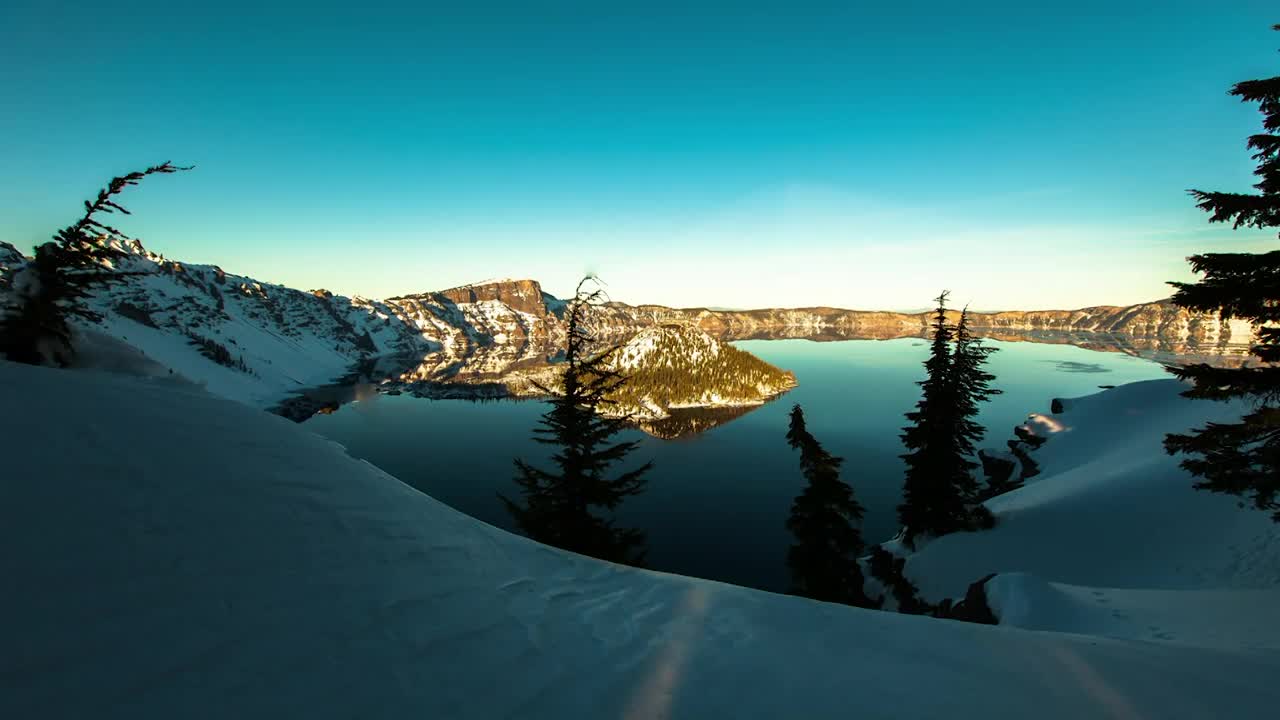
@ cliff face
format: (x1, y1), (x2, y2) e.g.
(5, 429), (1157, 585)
(582, 301), (1246, 348)
(386, 278), (1249, 361)
(416, 279), (550, 317)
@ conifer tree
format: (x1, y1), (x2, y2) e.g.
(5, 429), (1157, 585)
(784, 405), (876, 608)
(1164, 27), (1280, 520)
(898, 292), (967, 545)
(501, 277), (653, 564)
(898, 294), (1001, 546)
(0, 163), (189, 365)
(951, 307), (1002, 522)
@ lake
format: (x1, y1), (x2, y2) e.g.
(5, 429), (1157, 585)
(304, 338), (1171, 593)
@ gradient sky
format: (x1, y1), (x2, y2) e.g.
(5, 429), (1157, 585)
(2, 1), (1278, 310)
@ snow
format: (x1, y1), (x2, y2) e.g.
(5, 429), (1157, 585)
(986, 574), (1280, 649)
(901, 379), (1280, 648)
(4, 360), (1279, 718)
(20, 241), (440, 407)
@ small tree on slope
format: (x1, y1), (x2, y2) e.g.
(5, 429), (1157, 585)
(0, 163), (189, 366)
(1164, 27), (1280, 521)
(501, 277), (653, 565)
(785, 404), (877, 608)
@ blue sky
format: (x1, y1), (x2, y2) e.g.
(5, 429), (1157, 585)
(2, 1), (1277, 310)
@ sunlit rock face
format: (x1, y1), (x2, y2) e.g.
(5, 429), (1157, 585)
(433, 278), (550, 316)
(629, 302), (1246, 348)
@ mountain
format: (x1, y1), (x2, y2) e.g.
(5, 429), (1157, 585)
(0, 238), (434, 405)
(592, 300), (1251, 354)
(0, 237), (1253, 413)
(392, 279), (1254, 370)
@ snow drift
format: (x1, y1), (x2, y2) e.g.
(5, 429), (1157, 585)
(2, 361), (1277, 718)
(901, 379), (1280, 648)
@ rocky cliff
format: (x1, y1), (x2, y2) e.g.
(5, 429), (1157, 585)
(389, 278), (1253, 370)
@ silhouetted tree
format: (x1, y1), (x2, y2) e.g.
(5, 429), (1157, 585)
(1165, 29), (1280, 521)
(898, 292), (965, 545)
(866, 546), (931, 615)
(898, 293), (1000, 546)
(501, 277), (652, 564)
(951, 307), (1002, 527)
(784, 405), (877, 608)
(0, 163), (189, 365)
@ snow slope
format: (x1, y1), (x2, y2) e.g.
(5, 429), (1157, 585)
(0, 239), (436, 406)
(900, 379), (1280, 647)
(985, 574), (1280, 649)
(3, 361), (1278, 719)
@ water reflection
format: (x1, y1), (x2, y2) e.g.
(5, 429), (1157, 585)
(280, 327), (1249, 434)
(302, 337), (1177, 592)
(636, 404), (771, 440)
(386, 328), (1249, 404)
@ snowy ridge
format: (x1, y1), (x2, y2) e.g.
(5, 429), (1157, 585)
(3, 360), (1277, 719)
(1, 238), (437, 405)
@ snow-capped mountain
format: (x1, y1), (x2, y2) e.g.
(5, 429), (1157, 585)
(0, 238), (436, 405)
(0, 237), (1252, 411)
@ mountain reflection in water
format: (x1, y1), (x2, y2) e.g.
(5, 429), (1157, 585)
(278, 327), (1250, 434)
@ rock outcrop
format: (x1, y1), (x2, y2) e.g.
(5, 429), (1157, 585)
(412, 278), (550, 317)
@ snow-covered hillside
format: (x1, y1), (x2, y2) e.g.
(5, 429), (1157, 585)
(896, 379), (1280, 647)
(3, 360), (1277, 719)
(1, 238), (436, 405)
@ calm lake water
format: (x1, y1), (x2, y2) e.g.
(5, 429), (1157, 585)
(305, 338), (1171, 592)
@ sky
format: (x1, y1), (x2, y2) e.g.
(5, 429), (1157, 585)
(1, 1), (1278, 311)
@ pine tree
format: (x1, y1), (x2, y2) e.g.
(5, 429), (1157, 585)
(784, 405), (877, 608)
(500, 277), (653, 564)
(898, 292), (966, 545)
(0, 163), (190, 365)
(1164, 28), (1280, 520)
(897, 294), (1001, 546)
(951, 307), (1002, 524)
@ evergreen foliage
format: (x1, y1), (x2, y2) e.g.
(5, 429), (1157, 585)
(185, 331), (254, 374)
(602, 324), (795, 410)
(1165, 28), (1280, 520)
(866, 546), (930, 615)
(784, 405), (877, 608)
(501, 278), (653, 565)
(0, 163), (190, 365)
(898, 294), (1002, 546)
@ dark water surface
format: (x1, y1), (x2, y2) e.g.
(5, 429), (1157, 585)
(305, 338), (1170, 592)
